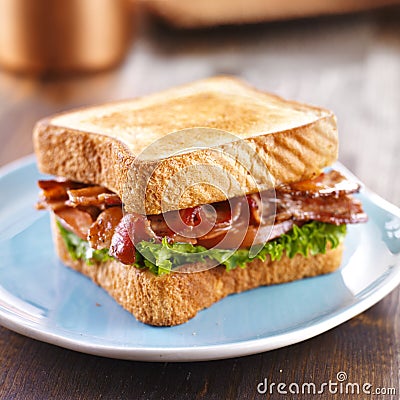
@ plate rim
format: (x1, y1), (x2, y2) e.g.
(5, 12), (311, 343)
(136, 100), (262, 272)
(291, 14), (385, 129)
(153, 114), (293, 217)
(0, 155), (399, 362)
(0, 153), (36, 176)
(1, 268), (399, 362)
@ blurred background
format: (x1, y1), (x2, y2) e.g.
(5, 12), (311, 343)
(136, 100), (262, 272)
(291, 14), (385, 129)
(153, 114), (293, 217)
(0, 0), (399, 205)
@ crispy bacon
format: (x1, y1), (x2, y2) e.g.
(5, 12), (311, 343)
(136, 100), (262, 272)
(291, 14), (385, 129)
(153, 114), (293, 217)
(36, 180), (83, 210)
(276, 193), (368, 225)
(38, 181), (122, 212)
(38, 170), (368, 265)
(277, 170), (360, 197)
(67, 186), (110, 207)
(55, 208), (94, 240)
(273, 170), (367, 226)
(98, 193), (122, 207)
(88, 207), (123, 250)
(38, 179), (84, 195)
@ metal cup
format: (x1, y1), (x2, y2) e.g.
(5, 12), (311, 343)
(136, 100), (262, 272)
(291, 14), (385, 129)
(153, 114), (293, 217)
(0, 0), (134, 74)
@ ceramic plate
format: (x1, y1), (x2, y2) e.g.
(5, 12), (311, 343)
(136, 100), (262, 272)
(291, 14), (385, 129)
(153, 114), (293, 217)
(0, 156), (399, 362)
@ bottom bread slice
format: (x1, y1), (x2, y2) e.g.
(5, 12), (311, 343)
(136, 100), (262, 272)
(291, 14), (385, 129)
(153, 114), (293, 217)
(52, 216), (344, 326)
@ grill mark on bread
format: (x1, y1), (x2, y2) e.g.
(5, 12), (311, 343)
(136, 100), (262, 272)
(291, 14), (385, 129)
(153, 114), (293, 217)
(271, 134), (311, 175)
(253, 134), (309, 183)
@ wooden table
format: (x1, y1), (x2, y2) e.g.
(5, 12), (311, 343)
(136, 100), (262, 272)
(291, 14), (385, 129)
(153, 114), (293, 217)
(0, 8), (399, 399)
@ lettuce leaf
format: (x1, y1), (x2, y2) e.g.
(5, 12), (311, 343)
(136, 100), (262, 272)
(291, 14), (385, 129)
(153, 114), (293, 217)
(58, 221), (346, 276)
(58, 222), (113, 265)
(136, 222), (346, 274)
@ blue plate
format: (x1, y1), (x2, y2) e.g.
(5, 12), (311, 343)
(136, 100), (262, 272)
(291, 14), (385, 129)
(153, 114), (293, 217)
(0, 156), (399, 361)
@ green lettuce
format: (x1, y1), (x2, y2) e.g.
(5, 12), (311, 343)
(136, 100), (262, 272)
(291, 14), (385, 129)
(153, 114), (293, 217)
(136, 222), (346, 275)
(58, 222), (113, 265)
(58, 221), (346, 276)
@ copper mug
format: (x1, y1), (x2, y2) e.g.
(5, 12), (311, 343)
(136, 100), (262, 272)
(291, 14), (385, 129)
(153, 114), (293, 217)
(0, 0), (134, 73)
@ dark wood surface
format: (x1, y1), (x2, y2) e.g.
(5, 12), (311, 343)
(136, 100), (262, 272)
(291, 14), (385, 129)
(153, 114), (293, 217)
(0, 8), (399, 400)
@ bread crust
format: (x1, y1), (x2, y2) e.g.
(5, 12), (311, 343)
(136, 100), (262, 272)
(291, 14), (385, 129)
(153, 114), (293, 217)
(34, 76), (338, 214)
(52, 215), (344, 326)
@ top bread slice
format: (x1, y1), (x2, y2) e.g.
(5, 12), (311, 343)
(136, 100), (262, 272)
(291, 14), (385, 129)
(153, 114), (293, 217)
(33, 76), (338, 215)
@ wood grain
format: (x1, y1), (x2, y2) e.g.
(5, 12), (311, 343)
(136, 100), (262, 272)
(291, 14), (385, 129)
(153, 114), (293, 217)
(0, 6), (399, 400)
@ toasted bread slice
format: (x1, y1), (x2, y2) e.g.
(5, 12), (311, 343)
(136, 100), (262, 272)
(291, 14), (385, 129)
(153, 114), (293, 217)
(52, 215), (343, 326)
(143, 0), (400, 28)
(34, 76), (337, 214)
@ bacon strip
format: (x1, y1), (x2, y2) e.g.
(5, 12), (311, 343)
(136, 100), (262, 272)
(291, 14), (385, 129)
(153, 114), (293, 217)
(37, 170), (368, 264)
(276, 193), (367, 225)
(37, 180), (83, 210)
(88, 207), (123, 250)
(277, 170), (360, 197)
(55, 208), (94, 240)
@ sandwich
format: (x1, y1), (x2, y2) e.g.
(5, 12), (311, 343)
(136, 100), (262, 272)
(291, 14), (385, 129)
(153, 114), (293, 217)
(34, 76), (367, 326)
